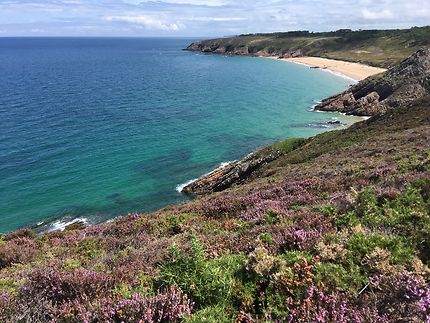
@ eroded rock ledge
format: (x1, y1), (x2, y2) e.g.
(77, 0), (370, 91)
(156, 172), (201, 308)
(315, 48), (430, 116)
(182, 146), (282, 195)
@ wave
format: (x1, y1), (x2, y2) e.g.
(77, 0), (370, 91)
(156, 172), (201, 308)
(176, 161), (235, 193)
(176, 178), (199, 193)
(318, 68), (358, 83)
(32, 216), (90, 233)
(47, 217), (89, 232)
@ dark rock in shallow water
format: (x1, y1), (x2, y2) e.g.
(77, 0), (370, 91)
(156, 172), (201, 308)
(315, 48), (430, 116)
(182, 147), (282, 195)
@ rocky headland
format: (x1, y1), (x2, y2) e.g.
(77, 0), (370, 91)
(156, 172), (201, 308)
(182, 139), (307, 195)
(185, 27), (430, 68)
(315, 48), (430, 116)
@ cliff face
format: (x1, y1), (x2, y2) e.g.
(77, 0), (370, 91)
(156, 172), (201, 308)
(315, 48), (430, 116)
(186, 40), (302, 58)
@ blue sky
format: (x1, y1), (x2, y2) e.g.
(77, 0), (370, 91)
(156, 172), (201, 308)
(0, 0), (429, 37)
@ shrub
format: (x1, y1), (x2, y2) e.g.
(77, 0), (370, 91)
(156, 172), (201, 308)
(314, 262), (366, 293)
(21, 266), (113, 304)
(347, 232), (414, 267)
(0, 237), (39, 268)
(286, 286), (387, 322)
(365, 272), (430, 322)
(187, 304), (232, 323)
(157, 237), (245, 308)
(55, 287), (192, 322)
(273, 138), (306, 154)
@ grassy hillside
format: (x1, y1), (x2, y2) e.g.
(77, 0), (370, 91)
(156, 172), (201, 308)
(187, 26), (430, 68)
(0, 91), (429, 321)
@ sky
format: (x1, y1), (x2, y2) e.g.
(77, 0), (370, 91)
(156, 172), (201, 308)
(0, 0), (429, 37)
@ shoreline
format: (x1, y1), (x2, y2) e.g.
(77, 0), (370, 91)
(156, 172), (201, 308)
(277, 56), (387, 81)
(179, 53), (377, 195)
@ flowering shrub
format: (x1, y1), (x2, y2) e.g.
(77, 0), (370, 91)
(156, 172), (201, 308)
(0, 291), (15, 321)
(287, 286), (387, 323)
(0, 237), (39, 268)
(55, 287), (192, 322)
(366, 272), (430, 321)
(21, 266), (113, 304)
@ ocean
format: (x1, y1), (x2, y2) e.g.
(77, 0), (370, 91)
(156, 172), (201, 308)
(0, 37), (358, 233)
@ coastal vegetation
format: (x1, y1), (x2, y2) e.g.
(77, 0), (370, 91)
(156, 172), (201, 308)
(0, 37), (429, 321)
(186, 26), (430, 68)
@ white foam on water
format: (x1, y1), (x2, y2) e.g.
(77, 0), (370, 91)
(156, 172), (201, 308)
(48, 217), (89, 232)
(176, 178), (199, 193)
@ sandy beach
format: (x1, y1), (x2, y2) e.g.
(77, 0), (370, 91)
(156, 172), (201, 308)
(282, 56), (387, 81)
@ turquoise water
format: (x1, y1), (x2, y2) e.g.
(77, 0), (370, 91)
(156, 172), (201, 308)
(0, 38), (357, 233)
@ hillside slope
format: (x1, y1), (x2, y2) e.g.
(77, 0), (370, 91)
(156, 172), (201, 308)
(186, 26), (430, 68)
(0, 52), (429, 321)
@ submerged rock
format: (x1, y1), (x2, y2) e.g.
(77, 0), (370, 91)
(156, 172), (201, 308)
(316, 48), (430, 116)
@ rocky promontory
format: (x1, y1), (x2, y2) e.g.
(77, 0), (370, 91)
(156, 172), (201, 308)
(182, 146), (283, 195)
(182, 138), (306, 195)
(315, 48), (430, 116)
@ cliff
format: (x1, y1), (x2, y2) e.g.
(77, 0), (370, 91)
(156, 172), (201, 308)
(315, 48), (430, 116)
(186, 26), (430, 68)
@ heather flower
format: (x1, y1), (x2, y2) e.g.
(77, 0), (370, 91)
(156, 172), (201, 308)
(55, 287), (192, 322)
(286, 286), (387, 323)
(21, 266), (113, 304)
(368, 271), (430, 321)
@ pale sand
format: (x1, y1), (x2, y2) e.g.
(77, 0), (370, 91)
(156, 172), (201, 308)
(281, 56), (387, 81)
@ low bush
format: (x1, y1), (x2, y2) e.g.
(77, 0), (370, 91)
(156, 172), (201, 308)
(157, 236), (245, 308)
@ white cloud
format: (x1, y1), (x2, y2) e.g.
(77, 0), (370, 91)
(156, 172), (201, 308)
(362, 8), (394, 20)
(104, 15), (184, 31)
(187, 16), (246, 22)
(0, 0), (429, 36)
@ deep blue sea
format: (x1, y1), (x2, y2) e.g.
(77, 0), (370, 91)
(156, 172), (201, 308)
(0, 37), (359, 233)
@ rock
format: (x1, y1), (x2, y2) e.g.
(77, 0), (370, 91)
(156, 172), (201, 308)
(182, 147), (282, 195)
(64, 221), (86, 231)
(316, 48), (430, 116)
(185, 40), (303, 59)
